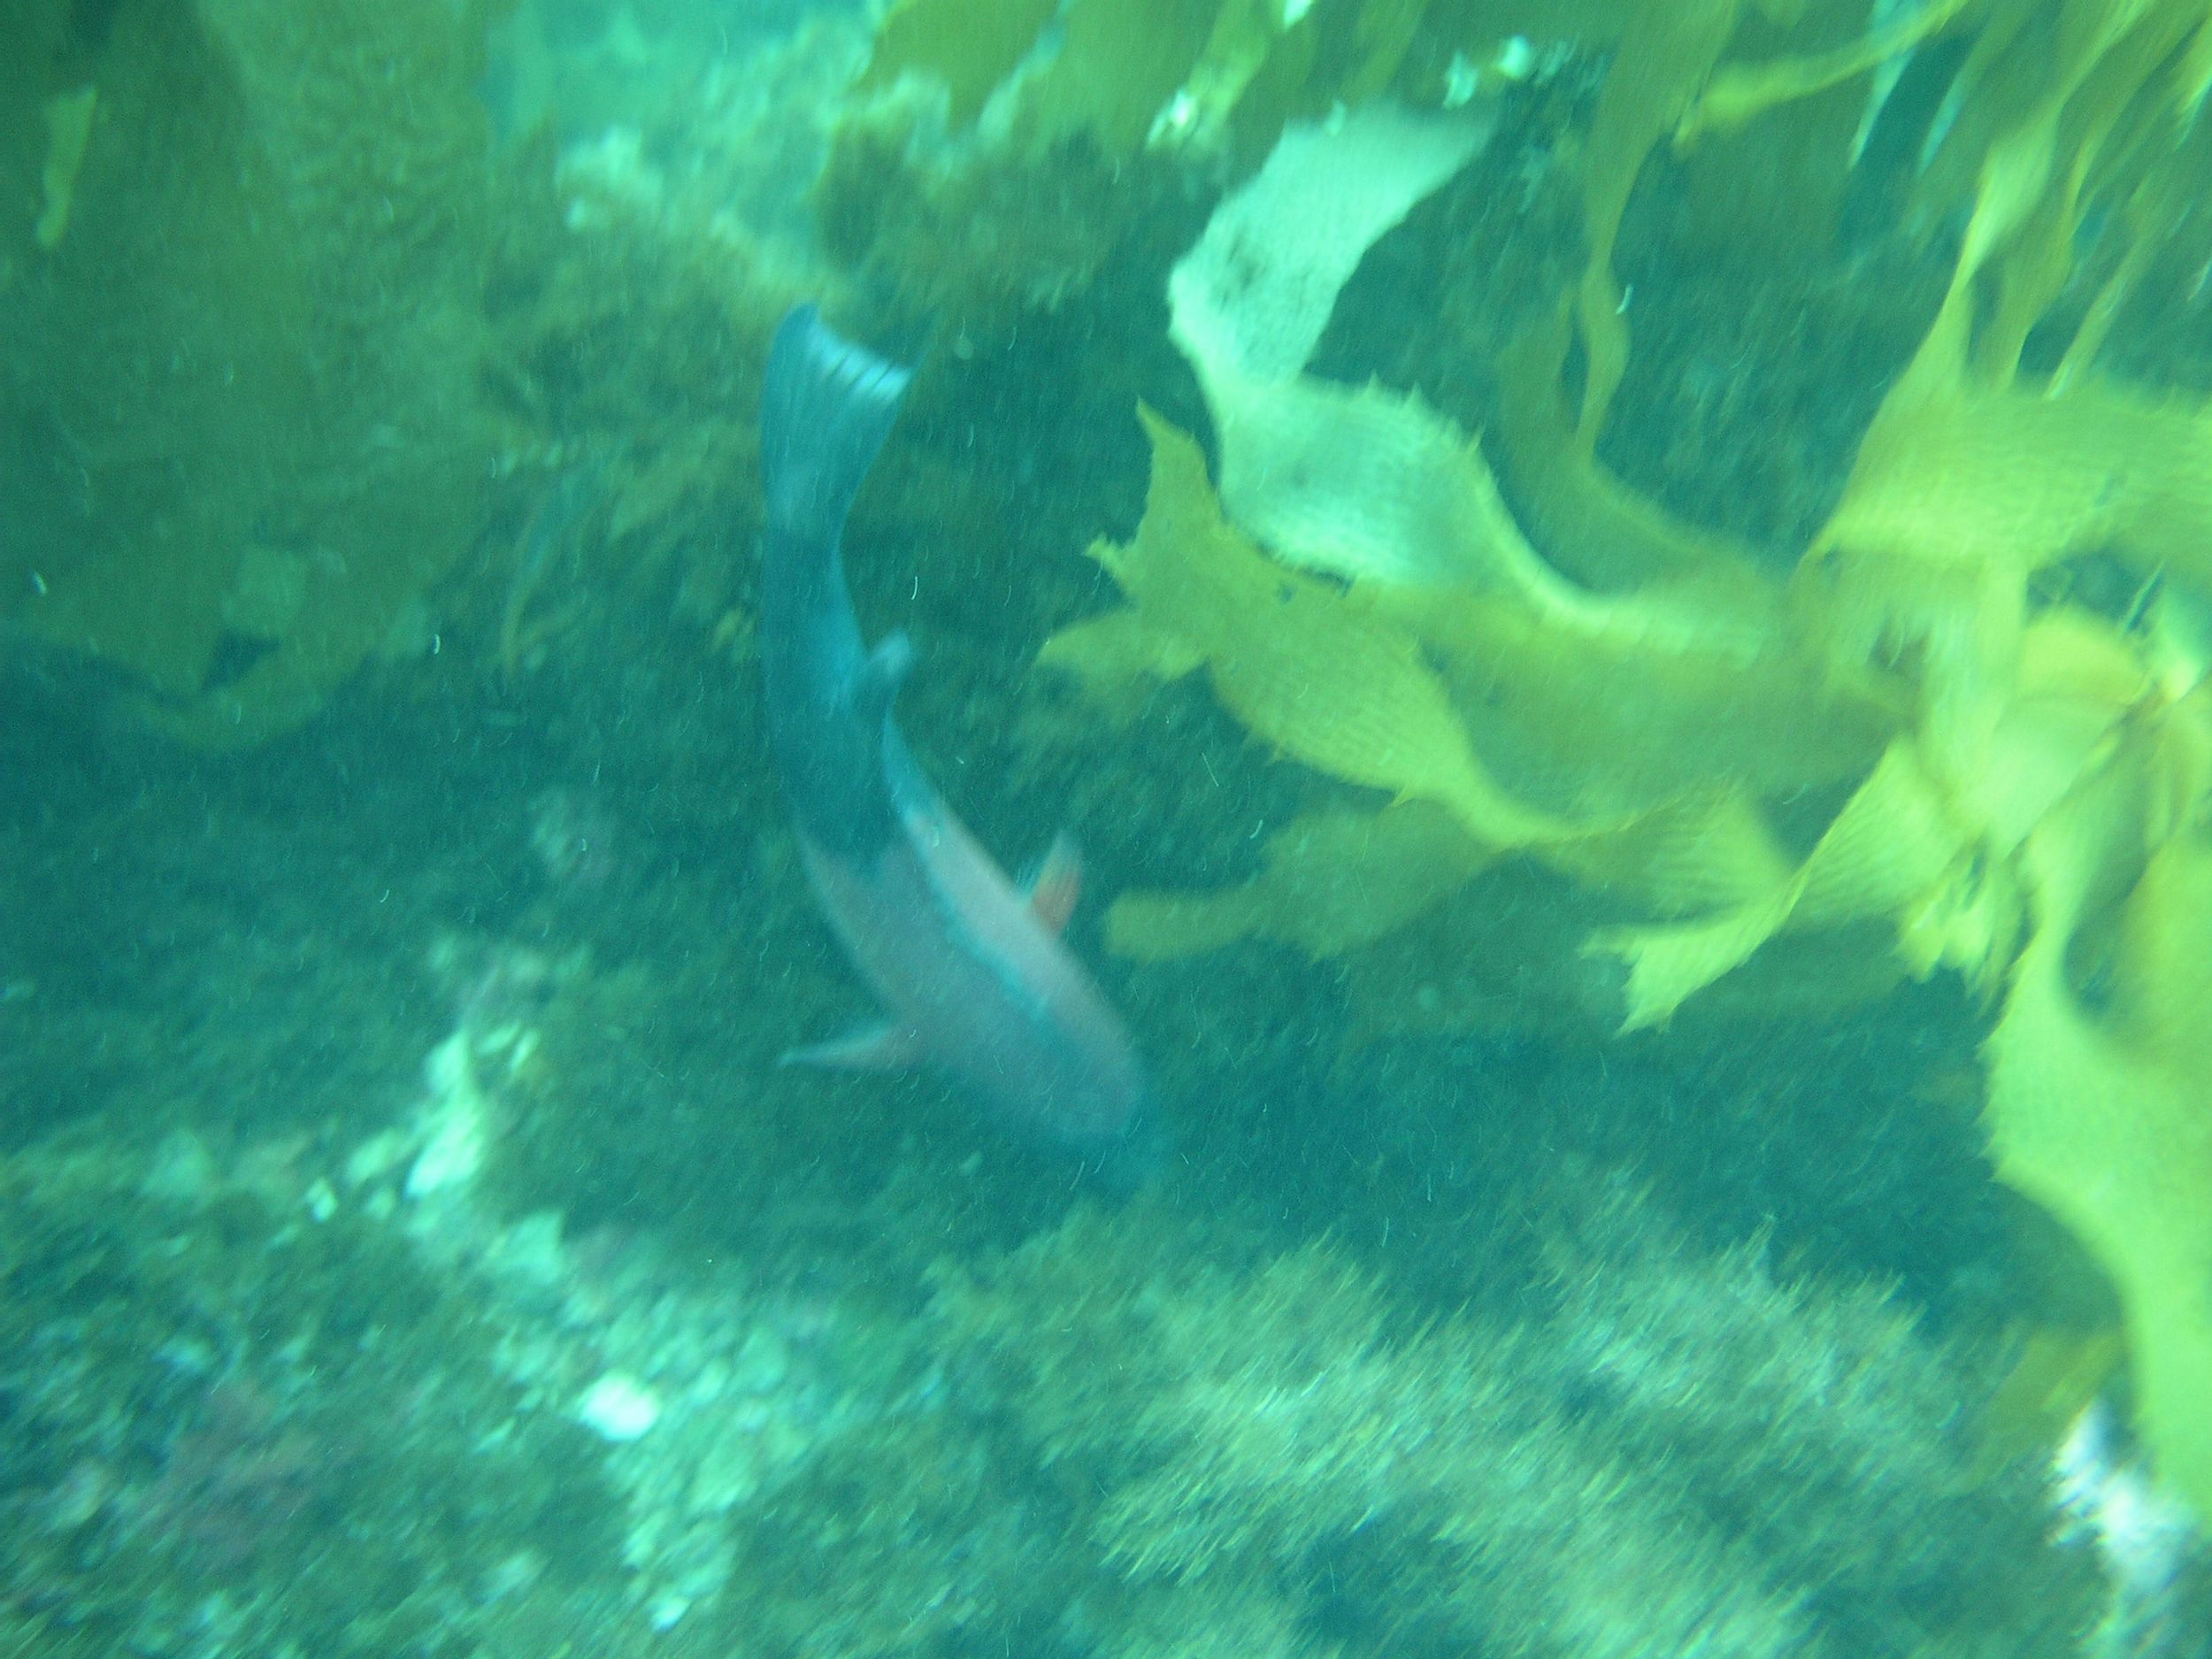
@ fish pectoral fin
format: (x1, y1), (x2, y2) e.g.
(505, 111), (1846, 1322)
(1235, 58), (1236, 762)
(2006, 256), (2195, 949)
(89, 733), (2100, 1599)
(780, 1018), (924, 1072)
(1024, 833), (1085, 935)
(856, 632), (916, 726)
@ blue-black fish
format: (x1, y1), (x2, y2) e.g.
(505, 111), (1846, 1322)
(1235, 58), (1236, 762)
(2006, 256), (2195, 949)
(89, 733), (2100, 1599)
(757, 306), (1153, 1177)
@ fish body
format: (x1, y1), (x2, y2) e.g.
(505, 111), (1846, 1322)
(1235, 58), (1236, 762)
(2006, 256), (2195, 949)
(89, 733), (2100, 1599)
(757, 306), (1153, 1173)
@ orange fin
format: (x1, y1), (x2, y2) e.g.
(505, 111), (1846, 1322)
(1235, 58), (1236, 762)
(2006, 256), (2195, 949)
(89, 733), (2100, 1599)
(1025, 833), (1084, 935)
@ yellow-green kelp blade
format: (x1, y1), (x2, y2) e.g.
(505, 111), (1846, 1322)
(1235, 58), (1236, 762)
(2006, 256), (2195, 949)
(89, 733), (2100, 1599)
(1988, 758), (2212, 1528)
(1080, 408), (1574, 851)
(1109, 801), (1493, 962)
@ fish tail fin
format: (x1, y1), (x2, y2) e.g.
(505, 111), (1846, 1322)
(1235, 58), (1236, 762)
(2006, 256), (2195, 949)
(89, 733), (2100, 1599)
(761, 304), (915, 545)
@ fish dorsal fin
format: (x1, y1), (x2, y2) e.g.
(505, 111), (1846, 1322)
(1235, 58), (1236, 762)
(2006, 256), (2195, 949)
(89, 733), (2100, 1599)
(1025, 833), (1084, 935)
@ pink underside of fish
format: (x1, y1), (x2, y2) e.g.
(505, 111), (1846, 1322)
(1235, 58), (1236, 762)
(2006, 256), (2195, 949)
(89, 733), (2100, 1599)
(794, 798), (1144, 1148)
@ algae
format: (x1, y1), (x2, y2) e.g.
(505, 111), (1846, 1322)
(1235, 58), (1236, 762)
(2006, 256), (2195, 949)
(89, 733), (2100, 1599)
(1079, 408), (1576, 850)
(929, 1176), (2085, 1659)
(0, 1132), (617, 1654)
(0, 0), (495, 746)
(33, 84), (96, 250)
(1004, 0), (2212, 1526)
(1985, 736), (2212, 1532)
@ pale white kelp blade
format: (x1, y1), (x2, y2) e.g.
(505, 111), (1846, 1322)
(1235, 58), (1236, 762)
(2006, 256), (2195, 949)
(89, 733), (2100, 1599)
(1168, 102), (1492, 385)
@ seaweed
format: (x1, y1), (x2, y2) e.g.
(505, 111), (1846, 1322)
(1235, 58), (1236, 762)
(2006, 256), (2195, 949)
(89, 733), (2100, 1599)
(0, 0), (496, 746)
(926, 1175), (2087, 1659)
(1020, 0), (2212, 1528)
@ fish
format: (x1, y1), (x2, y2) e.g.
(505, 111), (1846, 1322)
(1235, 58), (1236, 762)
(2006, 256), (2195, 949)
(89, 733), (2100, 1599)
(757, 305), (1156, 1182)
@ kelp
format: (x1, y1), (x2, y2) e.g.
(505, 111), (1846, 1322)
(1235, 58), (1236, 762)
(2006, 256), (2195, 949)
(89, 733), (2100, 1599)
(1072, 412), (1908, 1007)
(1595, 610), (2156, 1029)
(856, 0), (1058, 129)
(1058, 104), (1901, 976)
(854, 0), (1441, 158)
(818, 0), (1565, 327)
(1567, 0), (1751, 447)
(0, 0), (495, 747)
(1079, 410), (1575, 851)
(1548, 0), (1981, 444)
(1109, 801), (1494, 963)
(1660, 4), (2212, 1517)
(1985, 709), (2212, 1528)
(849, 0), (2212, 422)
(1552, 0), (2212, 447)
(34, 84), (96, 250)
(1066, 397), (1907, 1008)
(1033, 6), (2212, 1517)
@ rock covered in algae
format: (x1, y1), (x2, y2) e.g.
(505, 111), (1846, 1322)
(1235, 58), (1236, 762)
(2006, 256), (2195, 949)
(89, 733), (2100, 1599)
(920, 1173), (2094, 1659)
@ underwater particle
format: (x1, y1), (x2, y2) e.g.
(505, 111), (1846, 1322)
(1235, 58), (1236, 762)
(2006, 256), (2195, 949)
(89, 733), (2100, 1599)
(577, 1372), (663, 1442)
(36, 85), (98, 252)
